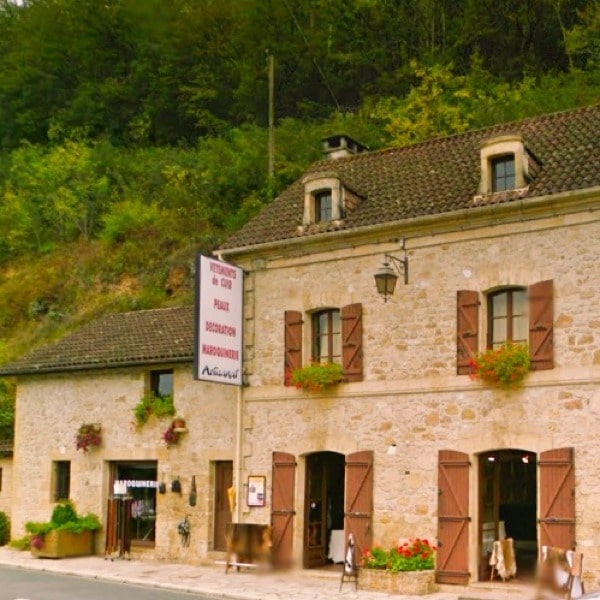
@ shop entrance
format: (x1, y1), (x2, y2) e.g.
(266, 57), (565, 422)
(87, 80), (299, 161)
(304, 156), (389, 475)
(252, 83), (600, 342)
(111, 461), (158, 547)
(303, 451), (345, 568)
(478, 449), (537, 581)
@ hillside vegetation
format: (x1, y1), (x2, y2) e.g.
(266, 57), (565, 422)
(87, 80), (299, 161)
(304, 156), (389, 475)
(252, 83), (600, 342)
(0, 0), (599, 377)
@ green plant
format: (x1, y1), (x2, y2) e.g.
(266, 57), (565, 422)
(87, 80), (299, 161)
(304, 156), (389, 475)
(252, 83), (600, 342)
(133, 392), (175, 427)
(470, 342), (531, 390)
(0, 511), (10, 546)
(8, 535), (31, 551)
(362, 538), (436, 572)
(24, 500), (101, 550)
(288, 362), (344, 392)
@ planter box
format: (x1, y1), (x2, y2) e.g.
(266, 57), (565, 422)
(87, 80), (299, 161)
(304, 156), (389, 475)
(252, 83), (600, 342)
(359, 568), (438, 595)
(31, 530), (94, 558)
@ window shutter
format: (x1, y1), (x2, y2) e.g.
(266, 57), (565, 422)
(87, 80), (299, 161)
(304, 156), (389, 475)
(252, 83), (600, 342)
(284, 310), (303, 385)
(529, 280), (554, 370)
(457, 290), (479, 375)
(341, 303), (363, 382)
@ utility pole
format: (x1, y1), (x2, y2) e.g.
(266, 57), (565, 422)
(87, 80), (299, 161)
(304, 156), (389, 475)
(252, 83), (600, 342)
(267, 52), (275, 191)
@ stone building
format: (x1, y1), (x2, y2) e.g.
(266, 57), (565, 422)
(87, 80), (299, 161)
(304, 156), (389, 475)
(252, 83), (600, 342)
(217, 105), (600, 587)
(0, 104), (599, 589)
(0, 306), (238, 562)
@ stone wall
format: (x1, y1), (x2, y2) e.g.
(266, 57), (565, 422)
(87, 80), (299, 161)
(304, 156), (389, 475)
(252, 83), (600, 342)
(11, 364), (236, 562)
(0, 457), (12, 517)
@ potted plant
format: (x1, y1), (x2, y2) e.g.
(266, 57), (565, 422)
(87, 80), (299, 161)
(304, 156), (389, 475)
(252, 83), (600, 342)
(26, 500), (101, 558)
(288, 362), (344, 392)
(360, 538), (438, 595)
(470, 342), (531, 390)
(161, 424), (181, 448)
(132, 392), (175, 427)
(75, 423), (102, 452)
(172, 416), (187, 432)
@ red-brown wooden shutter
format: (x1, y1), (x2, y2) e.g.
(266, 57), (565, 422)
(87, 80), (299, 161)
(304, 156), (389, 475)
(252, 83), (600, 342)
(284, 311), (303, 385)
(271, 451), (296, 568)
(437, 450), (470, 585)
(529, 280), (554, 370)
(539, 447), (575, 550)
(344, 450), (373, 561)
(457, 291), (479, 375)
(341, 303), (363, 382)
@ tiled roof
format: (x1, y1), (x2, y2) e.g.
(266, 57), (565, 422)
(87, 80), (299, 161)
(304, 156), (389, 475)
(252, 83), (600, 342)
(0, 306), (194, 375)
(220, 104), (600, 250)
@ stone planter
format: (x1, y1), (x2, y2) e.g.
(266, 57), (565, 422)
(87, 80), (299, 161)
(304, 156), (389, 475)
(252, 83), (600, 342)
(31, 529), (94, 558)
(358, 568), (438, 595)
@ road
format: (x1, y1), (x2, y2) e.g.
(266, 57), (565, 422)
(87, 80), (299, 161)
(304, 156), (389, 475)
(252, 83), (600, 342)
(0, 565), (210, 600)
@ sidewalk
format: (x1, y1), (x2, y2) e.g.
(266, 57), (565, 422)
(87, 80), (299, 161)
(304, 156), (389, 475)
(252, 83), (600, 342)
(0, 546), (469, 600)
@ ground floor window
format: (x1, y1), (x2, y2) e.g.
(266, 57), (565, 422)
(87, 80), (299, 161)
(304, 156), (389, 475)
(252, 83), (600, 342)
(53, 460), (71, 501)
(112, 461), (157, 546)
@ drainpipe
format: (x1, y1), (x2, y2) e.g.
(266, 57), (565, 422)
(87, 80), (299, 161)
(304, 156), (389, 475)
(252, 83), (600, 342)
(234, 375), (244, 523)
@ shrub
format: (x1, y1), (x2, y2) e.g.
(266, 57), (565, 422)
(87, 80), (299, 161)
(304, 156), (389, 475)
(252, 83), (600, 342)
(0, 511), (10, 545)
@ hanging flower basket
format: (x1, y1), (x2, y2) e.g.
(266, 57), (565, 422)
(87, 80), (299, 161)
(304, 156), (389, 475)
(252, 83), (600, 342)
(470, 342), (531, 390)
(288, 362), (344, 392)
(75, 423), (102, 452)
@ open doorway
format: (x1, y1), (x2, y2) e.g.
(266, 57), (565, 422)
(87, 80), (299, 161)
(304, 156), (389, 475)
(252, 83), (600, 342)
(303, 451), (345, 568)
(479, 449), (537, 581)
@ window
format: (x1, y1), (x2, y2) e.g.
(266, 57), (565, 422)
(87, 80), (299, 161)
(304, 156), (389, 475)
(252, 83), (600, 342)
(488, 288), (527, 348)
(312, 309), (341, 363)
(315, 191), (333, 222)
(53, 461), (71, 501)
(151, 370), (173, 397)
(457, 280), (554, 374)
(284, 304), (363, 384)
(492, 156), (516, 192)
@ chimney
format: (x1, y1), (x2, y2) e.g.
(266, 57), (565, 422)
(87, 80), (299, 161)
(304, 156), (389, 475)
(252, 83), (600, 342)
(322, 135), (368, 160)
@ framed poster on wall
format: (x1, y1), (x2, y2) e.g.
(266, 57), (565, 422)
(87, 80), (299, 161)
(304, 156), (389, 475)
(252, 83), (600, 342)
(247, 475), (266, 507)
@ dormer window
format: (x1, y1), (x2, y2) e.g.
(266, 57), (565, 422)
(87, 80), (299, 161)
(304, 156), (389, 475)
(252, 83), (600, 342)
(477, 135), (538, 200)
(315, 191), (333, 222)
(302, 173), (342, 225)
(492, 155), (516, 192)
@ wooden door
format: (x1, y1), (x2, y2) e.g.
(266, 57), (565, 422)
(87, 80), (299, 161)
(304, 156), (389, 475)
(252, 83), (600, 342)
(539, 447), (575, 549)
(344, 450), (373, 560)
(437, 450), (470, 584)
(213, 461), (233, 551)
(271, 451), (296, 568)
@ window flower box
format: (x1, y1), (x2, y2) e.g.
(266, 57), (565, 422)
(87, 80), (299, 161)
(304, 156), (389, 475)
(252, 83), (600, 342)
(288, 362), (344, 392)
(470, 342), (531, 390)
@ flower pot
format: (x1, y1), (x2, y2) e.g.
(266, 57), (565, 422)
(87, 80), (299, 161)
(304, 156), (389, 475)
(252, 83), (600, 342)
(31, 529), (94, 558)
(172, 417), (187, 432)
(358, 569), (437, 595)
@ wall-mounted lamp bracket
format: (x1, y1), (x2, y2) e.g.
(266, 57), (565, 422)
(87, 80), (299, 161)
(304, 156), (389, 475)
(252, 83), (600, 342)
(374, 239), (409, 302)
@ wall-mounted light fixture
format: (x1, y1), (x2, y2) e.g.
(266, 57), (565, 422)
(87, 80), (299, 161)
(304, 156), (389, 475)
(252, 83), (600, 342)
(374, 238), (409, 302)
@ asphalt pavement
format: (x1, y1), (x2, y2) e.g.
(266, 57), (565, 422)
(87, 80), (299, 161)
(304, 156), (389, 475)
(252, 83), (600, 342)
(0, 546), (529, 600)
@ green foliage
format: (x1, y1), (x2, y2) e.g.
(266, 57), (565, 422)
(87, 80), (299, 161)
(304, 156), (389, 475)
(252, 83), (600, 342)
(363, 538), (436, 572)
(50, 500), (78, 526)
(25, 500), (102, 540)
(8, 535), (31, 551)
(470, 343), (531, 391)
(289, 362), (344, 392)
(0, 379), (15, 444)
(0, 511), (10, 546)
(133, 392), (175, 427)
